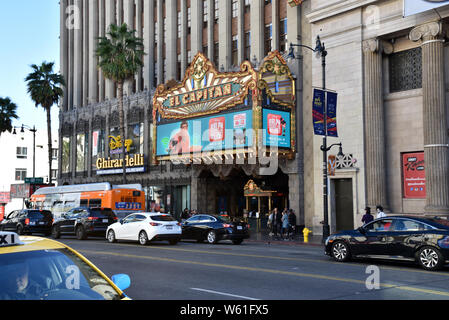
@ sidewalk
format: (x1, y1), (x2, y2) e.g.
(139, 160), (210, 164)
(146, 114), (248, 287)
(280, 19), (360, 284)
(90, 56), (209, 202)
(246, 231), (323, 247)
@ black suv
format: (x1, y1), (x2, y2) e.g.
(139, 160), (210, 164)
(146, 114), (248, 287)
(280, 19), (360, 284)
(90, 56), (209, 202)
(0, 209), (53, 236)
(51, 207), (117, 240)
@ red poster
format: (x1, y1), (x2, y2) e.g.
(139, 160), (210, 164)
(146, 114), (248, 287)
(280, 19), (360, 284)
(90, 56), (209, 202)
(402, 152), (426, 199)
(209, 117), (225, 142)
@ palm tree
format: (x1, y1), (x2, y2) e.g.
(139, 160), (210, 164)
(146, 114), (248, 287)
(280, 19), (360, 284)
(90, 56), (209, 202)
(96, 23), (145, 183)
(25, 62), (65, 184)
(0, 97), (19, 136)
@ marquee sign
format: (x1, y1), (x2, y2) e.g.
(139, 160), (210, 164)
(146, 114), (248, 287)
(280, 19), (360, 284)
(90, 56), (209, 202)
(152, 51), (296, 163)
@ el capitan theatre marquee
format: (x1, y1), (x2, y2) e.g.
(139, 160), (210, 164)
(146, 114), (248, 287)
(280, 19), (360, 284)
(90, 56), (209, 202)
(152, 51), (297, 164)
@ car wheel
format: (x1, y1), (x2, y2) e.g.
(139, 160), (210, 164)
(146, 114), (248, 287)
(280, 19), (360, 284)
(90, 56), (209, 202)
(232, 239), (243, 245)
(16, 225), (24, 235)
(417, 246), (444, 271)
(107, 230), (117, 243)
(331, 241), (351, 262)
(76, 226), (87, 240)
(139, 231), (148, 246)
(169, 239), (179, 245)
(207, 230), (218, 244)
(51, 226), (61, 239)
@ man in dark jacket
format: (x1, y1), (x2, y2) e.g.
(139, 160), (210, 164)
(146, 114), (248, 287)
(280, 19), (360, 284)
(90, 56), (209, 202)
(288, 210), (297, 240)
(275, 208), (283, 237)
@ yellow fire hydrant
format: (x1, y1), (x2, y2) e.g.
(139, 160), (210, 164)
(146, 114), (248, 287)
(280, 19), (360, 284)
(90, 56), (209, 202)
(303, 227), (312, 243)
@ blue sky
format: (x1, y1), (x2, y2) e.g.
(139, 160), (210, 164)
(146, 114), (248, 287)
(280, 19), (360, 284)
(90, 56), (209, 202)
(0, 0), (60, 133)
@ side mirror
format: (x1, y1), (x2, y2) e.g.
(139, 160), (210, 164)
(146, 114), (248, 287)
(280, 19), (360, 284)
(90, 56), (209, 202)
(119, 219), (124, 225)
(111, 274), (131, 291)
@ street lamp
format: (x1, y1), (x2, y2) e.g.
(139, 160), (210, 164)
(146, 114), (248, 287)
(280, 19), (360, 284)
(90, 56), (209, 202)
(13, 124), (37, 178)
(288, 36), (337, 243)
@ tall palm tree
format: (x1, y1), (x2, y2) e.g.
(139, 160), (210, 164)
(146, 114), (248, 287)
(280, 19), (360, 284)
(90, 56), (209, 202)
(0, 97), (19, 136)
(25, 62), (65, 184)
(96, 23), (145, 183)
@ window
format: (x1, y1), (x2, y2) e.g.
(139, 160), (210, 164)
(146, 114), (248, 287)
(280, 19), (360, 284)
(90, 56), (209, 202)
(213, 42), (219, 68)
(177, 55), (181, 81)
(15, 169), (27, 181)
(127, 123), (144, 155)
(391, 219), (433, 231)
(389, 47), (422, 93)
(187, 7), (191, 33)
(231, 35), (238, 66)
(154, 22), (158, 43)
(264, 24), (272, 56)
(265, 0), (272, 4)
(52, 148), (58, 160)
(203, 0), (208, 28)
(214, 0), (219, 22)
(244, 32), (251, 61)
(163, 17), (167, 40)
(62, 137), (71, 173)
(16, 147), (27, 159)
(187, 51), (192, 64)
(365, 219), (394, 232)
(244, 0), (250, 13)
(76, 133), (87, 172)
(89, 199), (102, 208)
(51, 169), (58, 180)
(177, 11), (181, 38)
(232, 0), (238, 18)
(279, 19), (288, 52)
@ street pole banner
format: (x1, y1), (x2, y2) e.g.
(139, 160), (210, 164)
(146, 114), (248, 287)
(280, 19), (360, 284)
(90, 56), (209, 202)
(326, 91), (338, 138)
(402, 152), (426, 199)
(404, 0), (449, 17)
(313, 89), (325, 136)
(313, 89), (338, 137)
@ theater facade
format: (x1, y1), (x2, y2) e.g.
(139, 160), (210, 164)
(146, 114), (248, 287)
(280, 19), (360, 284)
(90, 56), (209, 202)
(59, 51), (304, 224)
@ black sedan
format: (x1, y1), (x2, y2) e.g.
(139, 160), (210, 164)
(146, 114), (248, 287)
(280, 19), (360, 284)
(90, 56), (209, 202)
(52, 207), (117, 240)
(181, 214), (250, 245)
(325, 216), (449, 271)
(0, 209), (53, 236)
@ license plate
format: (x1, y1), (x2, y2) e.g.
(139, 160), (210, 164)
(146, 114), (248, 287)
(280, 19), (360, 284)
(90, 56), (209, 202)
(166, 226), (173, 230)
(103, 219), (109, 223)
(29, 222), (36, 226)
(39, 222), (45, 225)
(237, 226), (243, 230)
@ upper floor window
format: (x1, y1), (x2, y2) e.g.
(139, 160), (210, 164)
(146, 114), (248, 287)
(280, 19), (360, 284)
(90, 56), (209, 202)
(203, 0), (208, 27)
(389, 47), (422, 93)
(52, 148), (58, 160)
(279, 19), (288, 52)
(214, 0), (219, 22)
(16, 147), (27, 159)
(264, 24), (272, 56)
(232, 0), (238, 18)
(177, 11), (181, 38)
(15, 168), (27, 181)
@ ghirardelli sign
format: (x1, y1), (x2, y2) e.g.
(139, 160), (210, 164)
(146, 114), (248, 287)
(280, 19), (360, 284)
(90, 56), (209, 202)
(404, 0), (449, 17)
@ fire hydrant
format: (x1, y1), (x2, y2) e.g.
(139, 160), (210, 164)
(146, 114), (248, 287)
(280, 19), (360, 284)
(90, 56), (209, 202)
(303, 227), (312, 243)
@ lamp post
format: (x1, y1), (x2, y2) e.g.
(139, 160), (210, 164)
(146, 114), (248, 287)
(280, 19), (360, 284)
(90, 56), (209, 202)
(288, 36), (342, 243)
(13, 124), (37, 178)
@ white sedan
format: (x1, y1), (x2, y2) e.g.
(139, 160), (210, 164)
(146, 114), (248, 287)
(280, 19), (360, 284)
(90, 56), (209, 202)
(106, 213), (182, 245)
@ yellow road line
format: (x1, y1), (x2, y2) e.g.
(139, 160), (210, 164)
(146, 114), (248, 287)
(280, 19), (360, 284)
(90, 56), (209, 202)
(80, 249), (449, 298)
(103, 242), (449, 277)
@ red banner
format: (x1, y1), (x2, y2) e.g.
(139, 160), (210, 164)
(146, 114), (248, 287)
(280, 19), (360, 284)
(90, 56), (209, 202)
(402, 152), (426, 199)
(0, 192), (10, 204)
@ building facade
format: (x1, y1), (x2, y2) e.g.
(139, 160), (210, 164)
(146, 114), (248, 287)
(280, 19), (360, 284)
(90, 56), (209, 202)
(0, 129), (58, 216)
(306, 0), (449, 234)
(58, 0), (310, 224)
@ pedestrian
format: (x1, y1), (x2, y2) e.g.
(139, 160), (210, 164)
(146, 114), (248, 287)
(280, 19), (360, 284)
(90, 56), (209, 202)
(181, 208), (190, 220)
(281, 209), (289, 239)
(275, 208), (283, 238)
(362, 207), (374, 225)
(288, 210), (297, 240)
(376, 205), (386, 219)
(267, 211), (274, 236)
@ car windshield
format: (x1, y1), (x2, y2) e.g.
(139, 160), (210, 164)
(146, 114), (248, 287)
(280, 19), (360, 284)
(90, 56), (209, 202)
(217, 215), (231, 223)
(0, 249), (121, 300)
(151, 215), (176, 222)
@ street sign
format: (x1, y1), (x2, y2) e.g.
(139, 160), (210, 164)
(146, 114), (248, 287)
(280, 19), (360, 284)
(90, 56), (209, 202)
(24, 177), (44, 184)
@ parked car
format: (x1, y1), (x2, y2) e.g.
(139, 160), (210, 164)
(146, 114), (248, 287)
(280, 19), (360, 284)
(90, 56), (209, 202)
(325, 216), (449, 271)
(0, 209), (53, 236)
(51, 207), (117, 240)
(106, 213), (182, 245)
(181, 214), (250, 245)
(0, 231), (131, 300)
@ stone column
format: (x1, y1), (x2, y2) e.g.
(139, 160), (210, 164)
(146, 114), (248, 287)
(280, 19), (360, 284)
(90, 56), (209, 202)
(157, 0), (163, 84)
(60, 0), (69, 111)
(98, 0), (105, 101)
(73, 0), (83, 109)
(191, 0), (203, 55)
(166, 0), (178, 81)
(83, 0), (89, 107)
(88, 0), (99, 104)
(362, 38), (392, 211)
(250, 0), (264, 63)
(180, 0), (188, 76)
(124, 0), (135, 95)
(135, 0), (143, 91)
(218, 0), (232, 70)
(237, 0), (244, 64)
(207, 0), (214, 62)
(272, 0), (279, 51)
(410, 22), (449, 215)
(105, 0), (116, 99)
(143, 0), (155, 90)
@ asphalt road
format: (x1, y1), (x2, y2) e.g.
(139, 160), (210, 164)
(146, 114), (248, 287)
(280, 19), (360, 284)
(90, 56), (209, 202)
(55, 236), (449, 301)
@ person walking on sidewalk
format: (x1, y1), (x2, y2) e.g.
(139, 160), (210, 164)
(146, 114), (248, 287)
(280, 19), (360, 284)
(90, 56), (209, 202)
(288, 210), (297, 240)
(274, 208), (283, 238)
(376, 205), (386, 219)
(281, 209), (289, 239)
(362, 207), (374, 225)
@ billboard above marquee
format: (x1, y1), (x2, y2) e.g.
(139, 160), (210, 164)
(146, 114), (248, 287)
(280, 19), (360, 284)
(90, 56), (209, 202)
(404, 0), (449, 17)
